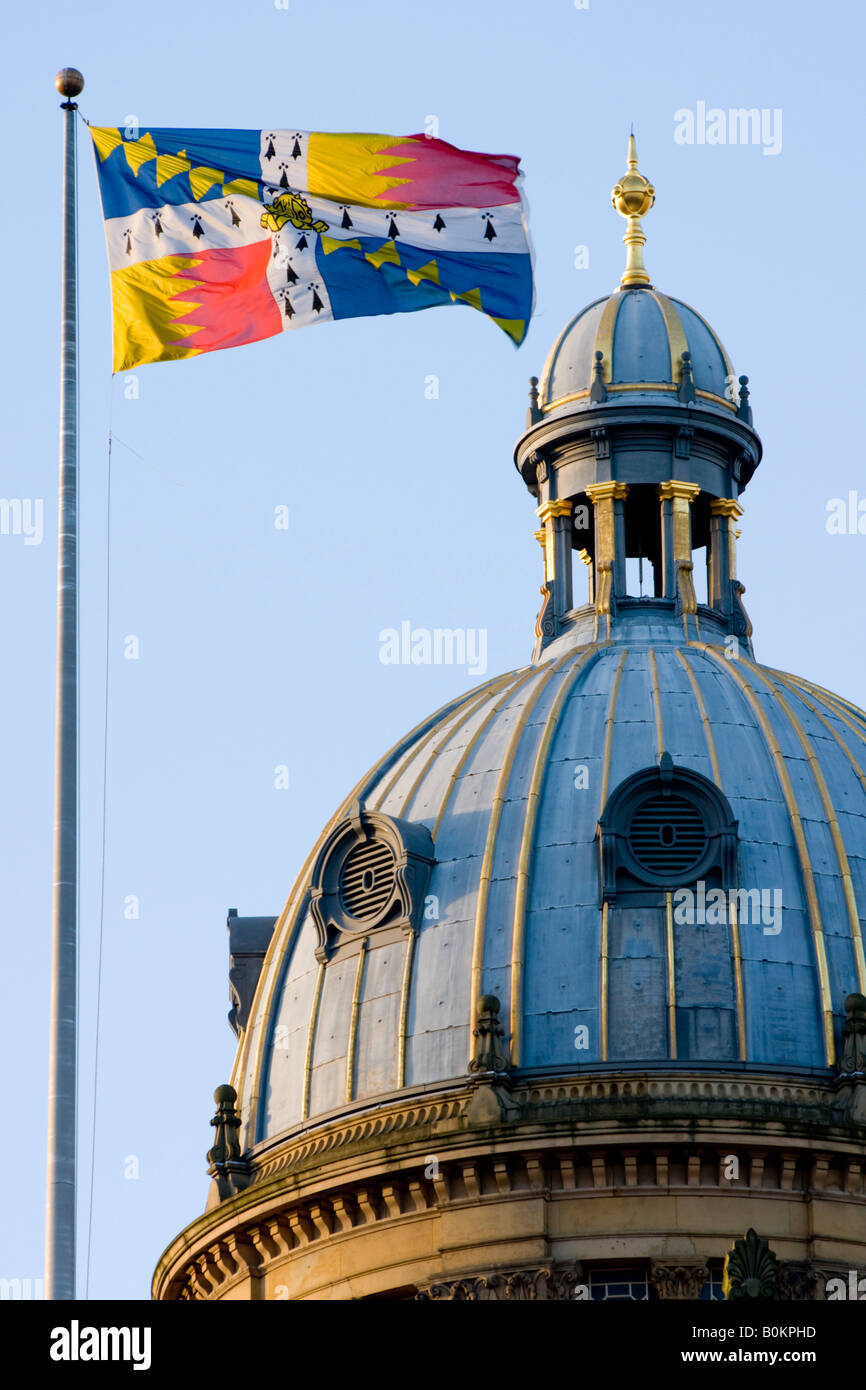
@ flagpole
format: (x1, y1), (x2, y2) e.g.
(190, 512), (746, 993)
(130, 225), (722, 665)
(46, 65), (84, 1302)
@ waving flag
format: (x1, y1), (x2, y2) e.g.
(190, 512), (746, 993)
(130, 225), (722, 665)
(90, 127), (534, 371)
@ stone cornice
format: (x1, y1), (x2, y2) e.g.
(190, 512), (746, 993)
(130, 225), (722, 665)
(153, 1069), (866, 1300)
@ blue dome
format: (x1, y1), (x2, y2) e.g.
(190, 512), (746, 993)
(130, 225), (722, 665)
(539, 286), (736, 417)
(235, 615), (866, 1148)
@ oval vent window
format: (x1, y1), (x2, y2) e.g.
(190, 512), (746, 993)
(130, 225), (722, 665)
(339, 839), (397, 921)
(629, 794), (706, 875)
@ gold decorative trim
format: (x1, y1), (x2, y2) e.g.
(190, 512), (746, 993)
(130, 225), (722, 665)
(665, 892), (677, 1060)
(781, 673), (866, 740)
(510, 649), (602, 1064)
(598, 650), (628, 1065)
(658, 480), (701, 503)
(679, 297), (737, 387)
(599, 649), (629, 811)
(371, 684), (492, 812)
(431, 668), (539, 841)
(391, 673), (517, 820)
(779, 673), (866, 749)
(346, 942), (367, 1103)
(397, 931), (417, 1088)
(301, 962), (325, 1121)
(675, 650), (721, 787)
(594, 294), (621, 383)
(612, 135), (655, 287)
(648, 648), (665, 758)
(728, 895), (748, 1062)
(373, 668), (511, 813)
(745, 662), (866, 995)
(536, 297), (609, 404)
(648, 291), (689, 381)
(541, 384), (736, 414)
(470, 652), (578, 1040)
(536, 499), (574, 523)
(709, 499), (743, 519)
(696, 645), (836, 1065)
(242, 669), (515, 1138)
(585, 480), (630, 504)
(674, 649), (746, 1059)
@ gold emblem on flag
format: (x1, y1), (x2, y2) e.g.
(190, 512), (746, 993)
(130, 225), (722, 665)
(261, 192), (328, 235)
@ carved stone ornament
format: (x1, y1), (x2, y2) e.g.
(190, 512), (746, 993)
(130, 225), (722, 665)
(777, 1262), (818, 1301)
(468, 994), (511, 1075)
(677, 350), (696, 404)
(722, 1228), (779, 1300)
(840, 993), (866, 1074)
(417, 1263), (584, 1301)
(206, 1084), (250, 1203)
(591, 425), (610, 460)
(731, 579), (753, 641)
(310, 802), (434, 961)
(650, 1261), (709, 1300)
(533, 580), (557, 660)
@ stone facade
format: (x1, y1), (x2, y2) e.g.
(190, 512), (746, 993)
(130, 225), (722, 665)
(154, 1069), (866, 1300)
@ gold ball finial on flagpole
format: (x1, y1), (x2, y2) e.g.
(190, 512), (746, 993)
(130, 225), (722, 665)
(55, 68), (84, 101)
(611, 134), (655, 288)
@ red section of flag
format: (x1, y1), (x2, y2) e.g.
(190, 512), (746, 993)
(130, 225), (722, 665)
(169, 240), (280, 353)
(377, 136), (522, 209)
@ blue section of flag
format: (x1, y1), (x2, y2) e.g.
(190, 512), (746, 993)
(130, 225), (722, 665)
(315, 236), (532, 339)
(94, 128), (263, 219)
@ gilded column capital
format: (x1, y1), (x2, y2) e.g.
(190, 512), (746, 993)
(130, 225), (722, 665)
(585, 481), (630, 504)
(658, 480), (700, 502)
(709, 498), (744, 519)
(536, 499), (574, 524)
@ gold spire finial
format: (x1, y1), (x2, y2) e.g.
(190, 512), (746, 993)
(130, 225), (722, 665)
(611, 134), (655, 287)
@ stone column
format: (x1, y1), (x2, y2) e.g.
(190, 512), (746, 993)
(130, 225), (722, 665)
(536, 499), (574, 620)
(708, 498), (743, 618)
(586, 482), (629, 637)
(658, 481), (700, 635)
(576, 548), (594, 605)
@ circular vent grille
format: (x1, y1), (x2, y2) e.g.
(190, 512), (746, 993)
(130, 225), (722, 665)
(339, 839), (397, 921)
(628, 794), (707, 875)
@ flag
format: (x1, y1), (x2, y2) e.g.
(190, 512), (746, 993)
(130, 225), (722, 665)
(90, 127), (534, 371)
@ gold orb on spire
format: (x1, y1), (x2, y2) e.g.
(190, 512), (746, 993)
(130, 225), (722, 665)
(611, 134), (655, 288)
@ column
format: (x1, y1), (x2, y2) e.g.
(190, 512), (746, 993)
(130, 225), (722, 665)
(658, 481), (700, 619)
(708, 498), (743, 617)
(536, 499), (574, 621)
(585, 482), (629, 634)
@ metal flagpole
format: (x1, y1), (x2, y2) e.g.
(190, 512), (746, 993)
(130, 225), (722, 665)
(46, 65), (84, 1302)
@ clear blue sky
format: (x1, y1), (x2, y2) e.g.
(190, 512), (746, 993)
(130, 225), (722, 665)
(2, 0), (863, 1299)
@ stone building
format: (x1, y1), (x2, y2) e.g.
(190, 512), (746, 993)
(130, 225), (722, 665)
(153, 140), (866, 1302)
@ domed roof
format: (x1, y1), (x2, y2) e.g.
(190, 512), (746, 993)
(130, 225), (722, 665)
(227, 139), (862, 1159)
(539, 285), (736, 416)
(235, 615), (866, 1148)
